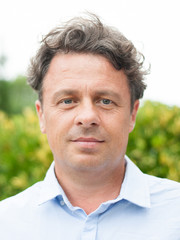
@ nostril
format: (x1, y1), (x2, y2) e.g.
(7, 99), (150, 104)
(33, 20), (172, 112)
(76, 121), (98, 127)
(74, 106), (100, 127)
(77, 121), (83, 125)
(75, 116), (100, 127)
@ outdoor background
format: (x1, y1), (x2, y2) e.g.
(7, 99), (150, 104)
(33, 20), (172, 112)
(0, 0), (180, 201)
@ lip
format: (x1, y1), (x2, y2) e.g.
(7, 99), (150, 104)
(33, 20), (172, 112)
(72, 137), (104, 142)
(71, 137), (104, 149)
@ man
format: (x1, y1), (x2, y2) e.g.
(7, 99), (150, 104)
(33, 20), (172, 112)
(0, 13), (180, 240)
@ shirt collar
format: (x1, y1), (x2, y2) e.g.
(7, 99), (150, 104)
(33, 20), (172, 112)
(38, 161), (65, 205)
(38, 156), (151, 208)
(119, 156), (151, 208)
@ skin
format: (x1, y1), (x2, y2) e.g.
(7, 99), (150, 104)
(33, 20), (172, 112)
(36, 53), (139, 214)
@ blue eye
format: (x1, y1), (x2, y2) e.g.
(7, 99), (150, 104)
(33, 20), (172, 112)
(101, 99), (112, 105)
(64, 99), (73, 104)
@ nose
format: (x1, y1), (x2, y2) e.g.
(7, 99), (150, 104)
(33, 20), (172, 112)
(74, 101), (100, 128)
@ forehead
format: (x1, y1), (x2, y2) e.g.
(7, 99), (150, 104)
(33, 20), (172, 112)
(43, 53), (130, 97)
(45, 53), (120, 78)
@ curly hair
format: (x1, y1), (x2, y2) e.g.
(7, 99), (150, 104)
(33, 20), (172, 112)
(27, 13), (148, 109)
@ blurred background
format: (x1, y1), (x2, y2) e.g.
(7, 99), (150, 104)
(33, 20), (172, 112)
(0, 0), (180, 200)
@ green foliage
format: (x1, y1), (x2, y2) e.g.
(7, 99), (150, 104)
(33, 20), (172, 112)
(0, 76), (37, 115)
(127, 101), (180, 181)
(0, 101), (180, 201)
(0, 80), (11, 113)
(0, 108), (53, 200)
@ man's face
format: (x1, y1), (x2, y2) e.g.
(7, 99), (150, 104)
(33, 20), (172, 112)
(36, 53), (139, 175)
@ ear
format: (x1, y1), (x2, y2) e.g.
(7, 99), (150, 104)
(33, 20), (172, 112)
(129, 100), (139, 133)
(35, 100), (46, 134)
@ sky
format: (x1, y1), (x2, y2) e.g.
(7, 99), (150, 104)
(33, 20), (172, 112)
(0, 0), (180, 107)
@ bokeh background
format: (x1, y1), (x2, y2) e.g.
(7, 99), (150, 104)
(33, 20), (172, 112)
(0, 0), (180, 201)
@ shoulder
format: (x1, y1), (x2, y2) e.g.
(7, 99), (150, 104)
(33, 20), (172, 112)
(0, 181), (45, 238)
(0, 181), (43, 214)
(146, 173), (180, 190)
(145, 174), (180, 205)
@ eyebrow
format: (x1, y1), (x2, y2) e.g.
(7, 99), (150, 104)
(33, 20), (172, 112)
(94, 90), (121, 100)
(52, 89), (79, 102)
(52, 89), (122, 102)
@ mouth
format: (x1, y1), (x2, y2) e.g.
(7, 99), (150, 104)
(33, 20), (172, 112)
(72, 137), (104, 142)
(71, 137), (104, 149)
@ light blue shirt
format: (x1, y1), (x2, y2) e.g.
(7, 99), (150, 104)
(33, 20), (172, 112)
(0, 156), (180, 240)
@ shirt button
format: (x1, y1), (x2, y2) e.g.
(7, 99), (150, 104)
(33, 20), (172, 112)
(60, 200), (65, 206)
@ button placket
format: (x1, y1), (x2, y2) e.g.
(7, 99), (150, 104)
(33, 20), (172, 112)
(80, 215), (99, 240)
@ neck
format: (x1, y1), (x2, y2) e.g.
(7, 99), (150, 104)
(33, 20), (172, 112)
(55, 160), (126, 215)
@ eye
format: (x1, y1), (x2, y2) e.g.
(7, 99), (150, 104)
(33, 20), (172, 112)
(63, 99), (73, 104)
(101, 99), (112, 105)
(57, 98), (77, 109)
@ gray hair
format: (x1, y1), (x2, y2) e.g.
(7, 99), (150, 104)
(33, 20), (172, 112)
(27, 13), (148, 109)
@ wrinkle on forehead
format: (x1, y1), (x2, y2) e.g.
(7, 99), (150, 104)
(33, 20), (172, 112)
(42, 53), (131, 107)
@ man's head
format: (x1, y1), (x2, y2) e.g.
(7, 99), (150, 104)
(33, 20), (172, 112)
(27, 13), (148, 179)
(27, 13), (147, 110)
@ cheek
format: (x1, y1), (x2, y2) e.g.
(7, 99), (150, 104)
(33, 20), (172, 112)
(106, 115), (130, 144)
(45, 113), (74, 149)
(44, 119), (63, 148)
(45, 109), (73, 131)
